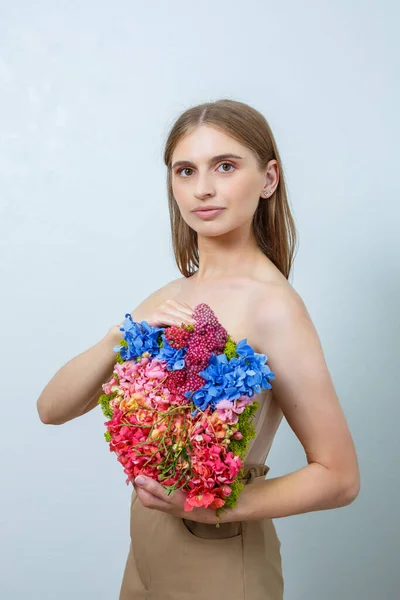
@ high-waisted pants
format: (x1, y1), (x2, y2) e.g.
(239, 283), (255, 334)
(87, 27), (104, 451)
(119, 463), (284, 599)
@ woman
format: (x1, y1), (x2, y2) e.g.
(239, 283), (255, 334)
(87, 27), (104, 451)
(37, 99), (360, 599)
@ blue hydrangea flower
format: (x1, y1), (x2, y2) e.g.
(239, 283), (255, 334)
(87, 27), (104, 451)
(185, 339), (275, 415)
(234, 339), (276, 393)
(113, 314), (164, 361)
(157, 334), (187, 371)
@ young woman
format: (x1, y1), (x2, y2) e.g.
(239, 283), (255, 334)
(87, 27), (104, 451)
(37, 99), (360, 599)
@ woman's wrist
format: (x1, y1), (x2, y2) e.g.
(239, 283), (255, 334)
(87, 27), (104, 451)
(104, 323), (123, 348)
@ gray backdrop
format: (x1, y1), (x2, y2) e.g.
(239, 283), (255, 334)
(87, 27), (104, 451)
(1, 1), (399, 598)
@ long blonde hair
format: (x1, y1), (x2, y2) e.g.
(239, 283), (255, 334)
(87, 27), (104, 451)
(163, 99), (298, 279)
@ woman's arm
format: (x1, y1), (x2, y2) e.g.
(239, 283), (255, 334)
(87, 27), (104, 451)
(36, 281), (177, 425)
(36, 326), (123, 425)
(214, 284), (360, 522)
(36, 278), (189, 425)
(129, 284), (360, 525)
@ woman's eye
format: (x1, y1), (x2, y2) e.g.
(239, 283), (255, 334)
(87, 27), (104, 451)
(218, 162), (235, 173)
(177, 163), (235, 177)
(178, 168), (194, 177)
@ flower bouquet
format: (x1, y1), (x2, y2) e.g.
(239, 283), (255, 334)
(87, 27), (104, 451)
(98, 303), (275, 518)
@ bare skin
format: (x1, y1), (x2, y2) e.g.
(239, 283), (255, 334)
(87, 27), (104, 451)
(131, 124), (360, 520)
(167, 262), (290, 422)
(130, 260), (361, 523)
(170, 268), (288, 351)
(39, 123), (360, 523)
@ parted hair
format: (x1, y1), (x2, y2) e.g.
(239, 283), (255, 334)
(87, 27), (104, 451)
(163, 98), (298, 279)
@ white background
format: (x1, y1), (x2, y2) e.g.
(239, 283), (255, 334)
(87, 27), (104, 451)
(1, 1), (399, 598)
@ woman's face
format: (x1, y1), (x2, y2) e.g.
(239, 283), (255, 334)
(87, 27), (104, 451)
(170, 125), (276, 237)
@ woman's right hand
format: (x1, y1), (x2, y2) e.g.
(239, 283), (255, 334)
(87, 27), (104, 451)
(117, 299), (196, 330)
(107, 300), (195, 347)
(142, 299), (196, 328)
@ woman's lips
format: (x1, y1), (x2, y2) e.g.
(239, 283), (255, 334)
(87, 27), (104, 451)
(193, 208), (226, 219)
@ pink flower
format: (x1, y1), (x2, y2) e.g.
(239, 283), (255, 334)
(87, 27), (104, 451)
(185, 491), (216, 509)
(215, 396), (253, 423)
(101, 310), (260, 510)
(102, 376), (118, 395)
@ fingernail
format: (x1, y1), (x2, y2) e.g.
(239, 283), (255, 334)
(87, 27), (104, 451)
(135, 476), (146, 486)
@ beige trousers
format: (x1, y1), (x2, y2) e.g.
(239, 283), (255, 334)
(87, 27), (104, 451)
(119, 463), (284, 599)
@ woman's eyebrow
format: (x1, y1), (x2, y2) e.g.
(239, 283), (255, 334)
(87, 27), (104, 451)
(171, 153), (244, 170)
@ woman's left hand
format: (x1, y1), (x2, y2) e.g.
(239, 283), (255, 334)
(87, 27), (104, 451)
(133, 475), (218, 524)
(133, 475), (189, 518)
(133, 475), (232, 525)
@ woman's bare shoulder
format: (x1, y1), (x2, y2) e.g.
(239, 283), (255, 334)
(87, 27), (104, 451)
(252, 278), (308, 330)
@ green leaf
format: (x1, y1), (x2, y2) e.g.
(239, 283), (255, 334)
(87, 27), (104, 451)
(216, 401), (260, 517)
(98, 393), (113, 419)
(223, 335), (238, 359)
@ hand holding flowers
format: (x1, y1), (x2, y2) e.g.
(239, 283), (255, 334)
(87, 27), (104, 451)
(98, 303), (275, 520)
